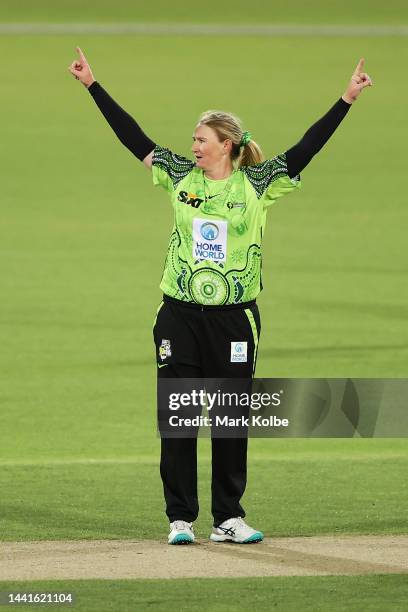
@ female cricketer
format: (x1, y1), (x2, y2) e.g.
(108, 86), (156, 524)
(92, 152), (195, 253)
(69, 48), (372, 545)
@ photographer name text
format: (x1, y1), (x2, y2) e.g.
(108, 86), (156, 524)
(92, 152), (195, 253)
(168, 415), (289, 428)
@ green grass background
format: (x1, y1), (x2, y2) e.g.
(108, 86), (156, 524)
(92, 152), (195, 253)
(1, 576), (408, 611)
(1, 449), (408, 541)
(1, 1), (407, 610)
(1, 0), (408, 25)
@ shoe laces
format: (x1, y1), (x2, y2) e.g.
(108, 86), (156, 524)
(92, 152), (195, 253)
(233, 517), (247, 529)
(172, 520), (192, 531)
(221, 517), (247, 530)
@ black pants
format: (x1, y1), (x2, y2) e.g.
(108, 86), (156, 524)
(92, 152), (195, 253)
(153, 295), (261, 527)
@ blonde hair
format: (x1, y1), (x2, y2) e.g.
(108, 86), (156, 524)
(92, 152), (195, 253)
(197, 110), (264, 168)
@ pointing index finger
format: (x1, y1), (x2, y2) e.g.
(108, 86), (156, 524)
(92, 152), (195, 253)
(76, 46), (87, 63)
(353, 57), (365, 75)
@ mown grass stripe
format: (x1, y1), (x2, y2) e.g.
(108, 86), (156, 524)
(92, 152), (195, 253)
(0, 453), (407, 467)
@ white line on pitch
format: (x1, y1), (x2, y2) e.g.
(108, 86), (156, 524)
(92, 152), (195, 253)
(0, 23), (407, 36)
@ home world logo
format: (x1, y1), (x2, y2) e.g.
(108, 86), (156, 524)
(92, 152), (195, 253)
(192, 218), (228, 262)
(200, 222), (219, 240)
(231, 341), (248, 363)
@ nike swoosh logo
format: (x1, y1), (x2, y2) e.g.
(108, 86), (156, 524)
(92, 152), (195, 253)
(158, 363), (169, 368)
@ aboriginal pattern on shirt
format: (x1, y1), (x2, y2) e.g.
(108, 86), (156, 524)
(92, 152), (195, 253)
(241, 154), (290, 198)
(152, 145), (301, 305)
(152, 145), (195, 188)
(161, 229), (262, 305)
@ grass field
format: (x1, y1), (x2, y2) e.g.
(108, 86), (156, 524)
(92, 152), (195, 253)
(1, 576), (408, 611)
(1, 447), (408, 542)
(1, 1), (407, 609)
(1, 0), (408, 25)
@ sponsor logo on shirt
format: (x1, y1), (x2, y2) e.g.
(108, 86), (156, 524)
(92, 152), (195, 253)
(193, 218), (227, 262)
(231, 341), (248, 363)
(177, 191), (204, 208)
(226, 201), (246, 210)
(177, 191), (220, 208)
(200, 223), (219, 241)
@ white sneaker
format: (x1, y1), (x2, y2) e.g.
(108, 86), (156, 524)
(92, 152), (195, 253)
(210, 517), (263, 544)
(168, 520), (195, 545)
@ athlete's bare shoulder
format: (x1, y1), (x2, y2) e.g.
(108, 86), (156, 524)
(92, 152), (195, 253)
(143, 150), (154, 170)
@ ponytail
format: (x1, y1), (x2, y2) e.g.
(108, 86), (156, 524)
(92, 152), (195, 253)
(236, 140), (264, 168)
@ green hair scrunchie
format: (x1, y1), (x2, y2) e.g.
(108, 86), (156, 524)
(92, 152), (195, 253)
(240, 131), (252, 147)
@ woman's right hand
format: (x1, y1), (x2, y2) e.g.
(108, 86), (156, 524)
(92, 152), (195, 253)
(68, 47), (95, 88)
(342, 58), (372, 104)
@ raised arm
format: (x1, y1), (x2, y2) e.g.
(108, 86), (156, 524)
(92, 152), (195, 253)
(285, 58), (373, 179)
(68, 47), (156, 169)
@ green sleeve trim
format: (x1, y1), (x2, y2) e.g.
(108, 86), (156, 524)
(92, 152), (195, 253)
(262, 173), (302, 209)
(152, 164), (173, 192)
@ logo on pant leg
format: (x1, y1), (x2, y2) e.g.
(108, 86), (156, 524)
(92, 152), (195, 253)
(159, 339), (172, 361)
(231, 341), (247, 363)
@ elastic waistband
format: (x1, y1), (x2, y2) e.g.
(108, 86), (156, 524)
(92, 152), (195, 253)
(163, 294), (256, 311)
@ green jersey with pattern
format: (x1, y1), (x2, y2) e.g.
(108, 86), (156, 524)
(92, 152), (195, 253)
(152, 145), (301, 306)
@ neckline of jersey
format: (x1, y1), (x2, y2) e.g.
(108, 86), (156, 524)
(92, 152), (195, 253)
(202, 169), (237, 183)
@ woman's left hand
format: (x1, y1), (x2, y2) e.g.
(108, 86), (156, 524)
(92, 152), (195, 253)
(342, 58), (373, 104)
